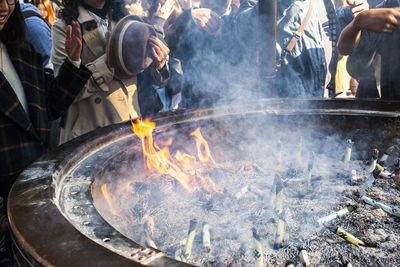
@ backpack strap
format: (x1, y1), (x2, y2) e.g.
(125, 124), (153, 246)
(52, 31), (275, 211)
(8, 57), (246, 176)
(22, 10), (50, 28)
(284, 0), (315, 54)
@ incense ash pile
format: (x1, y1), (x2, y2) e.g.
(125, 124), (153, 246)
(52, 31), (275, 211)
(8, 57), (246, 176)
(95, 128), (400, 266)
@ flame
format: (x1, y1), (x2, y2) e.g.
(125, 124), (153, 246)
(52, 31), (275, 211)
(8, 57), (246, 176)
(190, 128), (216, 164)
(131, 119), (222, 194)
(175, 151), (197, 170)
(101, 183), (119, 216)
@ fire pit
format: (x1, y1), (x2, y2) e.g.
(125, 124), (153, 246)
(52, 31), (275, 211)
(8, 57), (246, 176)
(8, 99), (400, 266)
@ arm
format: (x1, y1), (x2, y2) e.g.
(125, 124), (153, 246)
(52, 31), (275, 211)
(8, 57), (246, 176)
(337, 19), (363, 55)
(336, 0), (369, 34)
(51, 19), (114, 91)
(47, 21), (92, 119)
(338, 7), (400, 55)
(151, 0), (177, 37)
(148, 36), (171, 87)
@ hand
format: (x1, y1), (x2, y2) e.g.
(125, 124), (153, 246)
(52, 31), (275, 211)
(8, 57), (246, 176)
(346, 0), (369, 17)
(148, 36), (170, 70)
(65, 21), (82, 62)
(182, 0), (192, 9)
(191, 8), (222, 35)
(354, 7), (400, 33)
(153, 0), (176, 20)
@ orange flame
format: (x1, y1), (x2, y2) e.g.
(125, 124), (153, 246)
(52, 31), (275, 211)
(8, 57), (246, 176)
(131, 119), (222, 194)
(190, 127), (216, 164)
(101, 183), (119, 216)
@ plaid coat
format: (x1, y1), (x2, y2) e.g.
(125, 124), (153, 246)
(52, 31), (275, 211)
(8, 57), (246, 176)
(0, 42), (91, 186)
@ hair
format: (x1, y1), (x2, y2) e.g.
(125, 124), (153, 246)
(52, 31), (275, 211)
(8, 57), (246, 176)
(60, 0), (128, 25)
(43, 0), (57, 25)
(0, 2), (26, 44)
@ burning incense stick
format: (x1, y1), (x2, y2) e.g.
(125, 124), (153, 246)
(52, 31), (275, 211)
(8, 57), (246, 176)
(361, 196), (400, 218)
(344, 139), (354, 170)
(367, 149), (379, 173)
(299, 248), (310, 266)
(335, 227), (366, 246)
(181, 219), (198, 262)
(317, 206), (354, 226)
(252, 228), (264, 267)
(202, 222), (211, 253)
(359, 168), (380, 197)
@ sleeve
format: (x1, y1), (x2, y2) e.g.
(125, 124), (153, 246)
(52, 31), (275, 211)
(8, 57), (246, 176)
(46, 58), (92, 120)
(151, 16), (167, 37)
(150, 61), (170, 87)
(51, 20), (114, 91)
(346, 30), (382, 79)
(51, 20), (69, 76)
(336, 6), (353, 35)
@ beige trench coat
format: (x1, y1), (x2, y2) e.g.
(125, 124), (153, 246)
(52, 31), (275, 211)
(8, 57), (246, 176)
(51, 5), (140, 144)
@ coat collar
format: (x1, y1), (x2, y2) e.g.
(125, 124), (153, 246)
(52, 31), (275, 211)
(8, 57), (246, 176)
(78, 4), (108, 59)
(78, 4), (96, 24)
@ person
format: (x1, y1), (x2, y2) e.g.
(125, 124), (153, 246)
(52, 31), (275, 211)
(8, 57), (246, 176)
(51, 0), (171, 144)
(0, 0), (91, 264)
(235, 0), (369, 98)
(338, 0), (400, 98)
(20, 2), (53, 68)
(143, 0), (185, 111)
(34, 0), (56, 25)
(166, 0), (240, 108)
(43, 0), (57, 24)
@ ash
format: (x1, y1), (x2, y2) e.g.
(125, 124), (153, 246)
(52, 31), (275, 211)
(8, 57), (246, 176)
(98, 137), (400, 266)
(91, 112), (400, 267)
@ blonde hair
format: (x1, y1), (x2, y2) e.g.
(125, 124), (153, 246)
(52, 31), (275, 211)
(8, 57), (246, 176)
(44, 0), (56, 25)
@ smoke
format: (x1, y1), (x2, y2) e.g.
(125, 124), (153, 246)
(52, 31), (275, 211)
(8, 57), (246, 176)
(82, 2), (400, 265)
(85, 110), (400, 265)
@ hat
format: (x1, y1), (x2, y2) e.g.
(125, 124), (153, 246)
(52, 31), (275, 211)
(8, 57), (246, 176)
(107, 15), (156, 79)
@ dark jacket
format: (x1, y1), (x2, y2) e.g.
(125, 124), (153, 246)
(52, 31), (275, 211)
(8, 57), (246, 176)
(166, 9), (239, 108)
(347, 0), (400, 99)
(0, 42), (91, 194)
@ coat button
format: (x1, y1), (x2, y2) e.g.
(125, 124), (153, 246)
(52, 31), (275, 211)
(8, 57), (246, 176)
(95, 97), (102, 104)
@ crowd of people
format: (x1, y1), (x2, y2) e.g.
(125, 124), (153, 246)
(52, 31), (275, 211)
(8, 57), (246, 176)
(0, 0), (399, 265)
